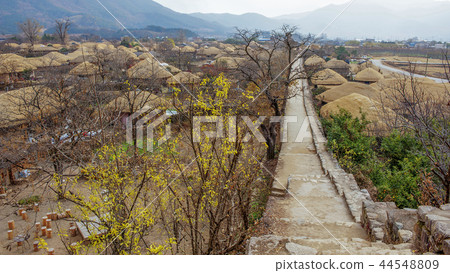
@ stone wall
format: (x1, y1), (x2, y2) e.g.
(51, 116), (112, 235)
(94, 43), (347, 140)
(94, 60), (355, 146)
(360, 200), (417, 244)
(415, 205), (450, 254)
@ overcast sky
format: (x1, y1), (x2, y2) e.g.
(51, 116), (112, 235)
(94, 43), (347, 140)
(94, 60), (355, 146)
(153, 0), (450, 17)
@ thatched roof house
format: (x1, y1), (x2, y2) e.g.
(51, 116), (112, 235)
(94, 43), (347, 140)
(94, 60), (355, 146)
(69, 62), (100, 76)
(27, 57), (63, 68)
(69, 54), (97, 64)
(167, 72), (201, 85)
(44, 52), (70, 63)
(305, 55), (326, 67)
(316, 82), (380, 103)
(0, 54), (36, 74)
(0, 86), (61, 128)
(214, 57), (246, 69)
(320, 93), (398, 133)
(224, 47), (235, 54)
(138, 53), (156, 60)
(127, 59), (173, 80)
(180, 46), (196, 53)
(311, 69), (347, 87)
(5, 43), (20, 49)
(109, 48), (139, 62)
(354, 68), (384, 83)
(31, 44), (59, 53)
(105, 91), (171, 114)
(197, 47), (221, 57)
(163, 64), (181, 75)
(353, 61), (381, 74)
(324, 59), (351, 77)
(325, 59), (350, 69)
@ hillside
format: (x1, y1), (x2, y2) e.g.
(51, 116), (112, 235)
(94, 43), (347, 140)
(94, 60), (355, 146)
(0, 0), (226, 35)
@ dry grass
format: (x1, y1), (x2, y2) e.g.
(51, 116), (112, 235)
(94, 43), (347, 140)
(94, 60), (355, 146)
(385, 62), (448, 79)
(375, 56), (443, 63)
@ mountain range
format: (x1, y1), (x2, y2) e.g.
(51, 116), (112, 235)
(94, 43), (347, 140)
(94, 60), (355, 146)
(1, 0), (449, 41)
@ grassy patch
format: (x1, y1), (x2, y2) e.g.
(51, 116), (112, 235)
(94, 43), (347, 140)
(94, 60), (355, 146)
(18, 195), (41, 206)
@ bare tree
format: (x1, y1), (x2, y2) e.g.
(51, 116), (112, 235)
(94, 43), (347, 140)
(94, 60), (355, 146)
(18, 19), (43, 46)
(235, 25), (310, 159)
(55, 18), (72, 45)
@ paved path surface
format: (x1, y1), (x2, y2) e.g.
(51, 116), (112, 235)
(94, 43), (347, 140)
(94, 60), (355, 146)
(248, 60), (413, 255)
(372, 59), (449, 83)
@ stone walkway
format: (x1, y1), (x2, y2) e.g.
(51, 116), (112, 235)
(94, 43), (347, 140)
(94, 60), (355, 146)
(248, 61), (413, 255)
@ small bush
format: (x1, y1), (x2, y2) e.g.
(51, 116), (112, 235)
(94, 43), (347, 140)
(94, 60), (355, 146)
(18, 195), (40, 205)
(322, 109), (375, 170)
(322, 109), (430, 208)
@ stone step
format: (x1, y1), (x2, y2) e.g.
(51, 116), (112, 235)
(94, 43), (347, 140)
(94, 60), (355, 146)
(260, 217), (368, 240)
(248, 235), (413, 255)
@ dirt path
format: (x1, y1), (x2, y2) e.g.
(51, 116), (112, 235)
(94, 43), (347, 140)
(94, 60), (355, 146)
(248, 60), (413, 255)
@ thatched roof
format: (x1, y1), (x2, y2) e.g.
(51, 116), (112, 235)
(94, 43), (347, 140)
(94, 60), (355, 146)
(0, 54), (36, 74)
(82, 42), (109, 51)
(311, 69), (348, 86)
(109, 48), (139, 62)
(138, 53), (156, 60)
(31, 44), (58, 52)
(117, 45), (137, 53)
(20, 43), (31, 49)
(0, 86), (62, 128)
(167, 72), (201, 85)
(354, 68), (384, 83)
(43, 52), (70, 63)
(325, 59), (350, 69)
(305, 55), (326, 67)
(69, 54), (97, 64)
(187, 42), (199, 48)
(316, 82), (380, 103)
(51, 43), (63, 49)
(180, 46), (196, 53)
(349, 64), (360, 74)
(163, 64), (181, 74)
(356, 61), (381, 73)
(6, 43), (20, 48)
(214, 57), (246, 69)
(320, 93), (398, 132)
(105, 91), (171, 113)
(224, 47), (235, 54)
(127, 60), (173, 80)
(197, 47), (221, 56)
(69, 61), (100, 76)
(27, 57), (63, 68)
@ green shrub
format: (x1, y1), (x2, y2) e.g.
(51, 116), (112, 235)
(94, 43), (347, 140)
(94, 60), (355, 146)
(322, 110), (428, 208)
(380, 130), (423, 169)
(322, 109), (375, 170)
(18, 195), (40, 205)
